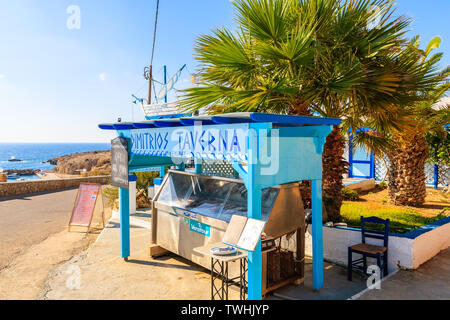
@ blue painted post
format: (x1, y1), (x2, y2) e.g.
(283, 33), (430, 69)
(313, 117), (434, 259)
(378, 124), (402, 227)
(247, 127), (262, 300)
(119, 187), (130, 259)
(434, 164), (439, 189)
(370, 151), (375, 180)
(311, 179), (324, 290)
(348, 138), (353, 178)
(247, 186), (262, 300)
(194, 159), (202, 174)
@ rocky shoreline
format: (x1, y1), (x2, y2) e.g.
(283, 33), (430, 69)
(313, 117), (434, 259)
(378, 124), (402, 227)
(48, 150), (111, 175)
(4, 169), (41, 176)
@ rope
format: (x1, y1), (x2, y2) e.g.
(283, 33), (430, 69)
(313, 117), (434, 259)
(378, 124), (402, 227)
(150, 0), (160, 66)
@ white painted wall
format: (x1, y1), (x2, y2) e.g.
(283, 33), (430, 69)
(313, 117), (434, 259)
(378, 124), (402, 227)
(413, 222), (450, 269)
(304, 223), (450, 273)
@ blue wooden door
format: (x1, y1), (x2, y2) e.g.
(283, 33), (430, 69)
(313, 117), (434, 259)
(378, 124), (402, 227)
(349, 141), (375, 179)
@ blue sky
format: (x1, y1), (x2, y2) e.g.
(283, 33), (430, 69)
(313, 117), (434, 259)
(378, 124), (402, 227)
(0, 0), (448, 143)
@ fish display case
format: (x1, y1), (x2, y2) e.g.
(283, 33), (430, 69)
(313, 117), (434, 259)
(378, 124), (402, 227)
(151, 170), (306, 295)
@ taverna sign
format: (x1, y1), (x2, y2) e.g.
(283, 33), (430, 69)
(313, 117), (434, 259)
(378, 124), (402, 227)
(130, 123), (249, 161)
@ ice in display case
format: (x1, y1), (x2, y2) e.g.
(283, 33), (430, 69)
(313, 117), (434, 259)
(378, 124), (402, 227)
(151, 170), (306, 295)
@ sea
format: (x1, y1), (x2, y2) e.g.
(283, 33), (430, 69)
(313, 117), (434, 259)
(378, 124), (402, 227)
(0, 143), (110, 181)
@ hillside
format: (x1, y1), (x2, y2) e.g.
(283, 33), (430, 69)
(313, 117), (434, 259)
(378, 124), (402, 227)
(48, 151), (111, 175)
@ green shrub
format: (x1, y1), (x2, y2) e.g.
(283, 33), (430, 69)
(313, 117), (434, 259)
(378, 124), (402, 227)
(87, 169), (110, 177)
(135, 171), (161, 196)
(377, 181), (387, 189)
(103, 186), (119, 208)
(342, 188), (360, 201)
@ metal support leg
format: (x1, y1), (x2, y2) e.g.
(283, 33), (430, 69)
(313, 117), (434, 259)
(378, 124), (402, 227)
(348, 248), (352, 281)
(376, 254), (382, 278)
(311, 179), (324, 290)
(119, 187), (130, 259)
(240, 258), (248, 300)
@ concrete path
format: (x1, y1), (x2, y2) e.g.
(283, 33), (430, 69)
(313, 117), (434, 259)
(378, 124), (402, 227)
(358, 247), (450, 300)
(40, 218), (240, 300)
(267, 260), (367, 300)
(0, 189), (80, 270)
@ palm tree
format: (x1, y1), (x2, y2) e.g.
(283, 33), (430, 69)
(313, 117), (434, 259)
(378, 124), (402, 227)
(386, 36), (449, 206)
(179, 0), (441, 221)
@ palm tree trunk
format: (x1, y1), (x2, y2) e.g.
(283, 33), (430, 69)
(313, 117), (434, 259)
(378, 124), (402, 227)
(387, 132), (428, 206)
(322, 125), (348, 221)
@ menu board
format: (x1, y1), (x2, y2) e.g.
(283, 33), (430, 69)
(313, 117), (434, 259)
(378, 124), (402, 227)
(222, 215), (266, 252)
(111, 137), (129, 189)
(69, 184), (101, 227)
(237, 218), (266, 251)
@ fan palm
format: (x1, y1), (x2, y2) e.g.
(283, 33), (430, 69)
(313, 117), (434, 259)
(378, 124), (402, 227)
(385, 36), (449, 206)
(179, 0), (441, 220)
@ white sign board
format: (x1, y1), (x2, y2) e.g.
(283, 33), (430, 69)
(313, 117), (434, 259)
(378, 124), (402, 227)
(222, 215), (266, 252)
(236, 218), (266, 252)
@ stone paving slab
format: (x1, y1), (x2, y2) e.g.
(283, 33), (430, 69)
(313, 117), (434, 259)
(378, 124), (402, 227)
(357, 247), (450, 300)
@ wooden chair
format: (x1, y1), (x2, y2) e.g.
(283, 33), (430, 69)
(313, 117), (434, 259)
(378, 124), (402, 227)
(348, 216), (389, 281)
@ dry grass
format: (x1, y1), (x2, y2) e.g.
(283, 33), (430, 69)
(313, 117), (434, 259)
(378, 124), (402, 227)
(341, 187), (449, 233)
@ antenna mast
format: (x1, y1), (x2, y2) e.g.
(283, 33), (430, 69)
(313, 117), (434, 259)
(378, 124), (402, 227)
(147, 0), (160, 104)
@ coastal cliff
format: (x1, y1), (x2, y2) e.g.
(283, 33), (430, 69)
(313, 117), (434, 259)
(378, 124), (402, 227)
(48, 151), (111, 175)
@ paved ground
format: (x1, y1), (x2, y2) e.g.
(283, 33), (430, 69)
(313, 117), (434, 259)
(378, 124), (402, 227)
(0, 189), (80, 270)
(267, 259), (367, 300)
(41, 211), (366, 300)
(0, 189), (108, 299)
(41, 217), (242, 300)
(358, 247), (450, 300)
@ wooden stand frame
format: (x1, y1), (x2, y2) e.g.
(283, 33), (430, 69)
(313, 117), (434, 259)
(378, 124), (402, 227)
(68, 183), (106, 233)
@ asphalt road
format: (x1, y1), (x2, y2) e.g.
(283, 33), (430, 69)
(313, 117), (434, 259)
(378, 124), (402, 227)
(0, 189), (79, 270)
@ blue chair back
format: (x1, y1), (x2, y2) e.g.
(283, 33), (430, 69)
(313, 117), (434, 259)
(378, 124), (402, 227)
(360, 216), (390, 248)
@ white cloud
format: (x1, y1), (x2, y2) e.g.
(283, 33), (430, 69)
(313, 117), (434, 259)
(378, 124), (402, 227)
(98, 72), (106, 81)
(0, 74), (5, 79)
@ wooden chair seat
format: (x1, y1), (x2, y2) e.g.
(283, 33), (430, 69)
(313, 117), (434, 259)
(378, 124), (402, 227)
(351, 243), (387, 255)
(348, 216), (389, 281)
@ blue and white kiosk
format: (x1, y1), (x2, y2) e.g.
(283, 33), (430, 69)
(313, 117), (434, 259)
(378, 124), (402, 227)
(99, 112), (341, 300)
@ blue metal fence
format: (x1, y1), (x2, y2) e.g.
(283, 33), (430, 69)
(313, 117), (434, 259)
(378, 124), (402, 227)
(349, 141), (449, 189)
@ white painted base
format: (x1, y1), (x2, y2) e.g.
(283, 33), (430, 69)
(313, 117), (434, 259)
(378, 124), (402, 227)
(305, 221), (450, 272)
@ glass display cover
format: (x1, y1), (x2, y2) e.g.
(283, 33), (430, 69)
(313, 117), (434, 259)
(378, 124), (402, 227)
(157, 172), (279, 222)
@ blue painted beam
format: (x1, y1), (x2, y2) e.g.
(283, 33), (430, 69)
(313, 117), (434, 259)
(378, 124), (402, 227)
(311, 179), (324, 290)
(249, 113), (341, 126)
(113, 123), (135, 130)
(180, 117), (215, 126)
(132, 121), (155, 129)
(119, 187), (130, 259)
(153, 119), (182, 127)
(98, 124), (116, 130)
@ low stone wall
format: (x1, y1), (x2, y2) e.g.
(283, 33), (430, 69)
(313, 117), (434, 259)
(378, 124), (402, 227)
(305, 217), (450, 273)
(0, 176), (111, 198)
